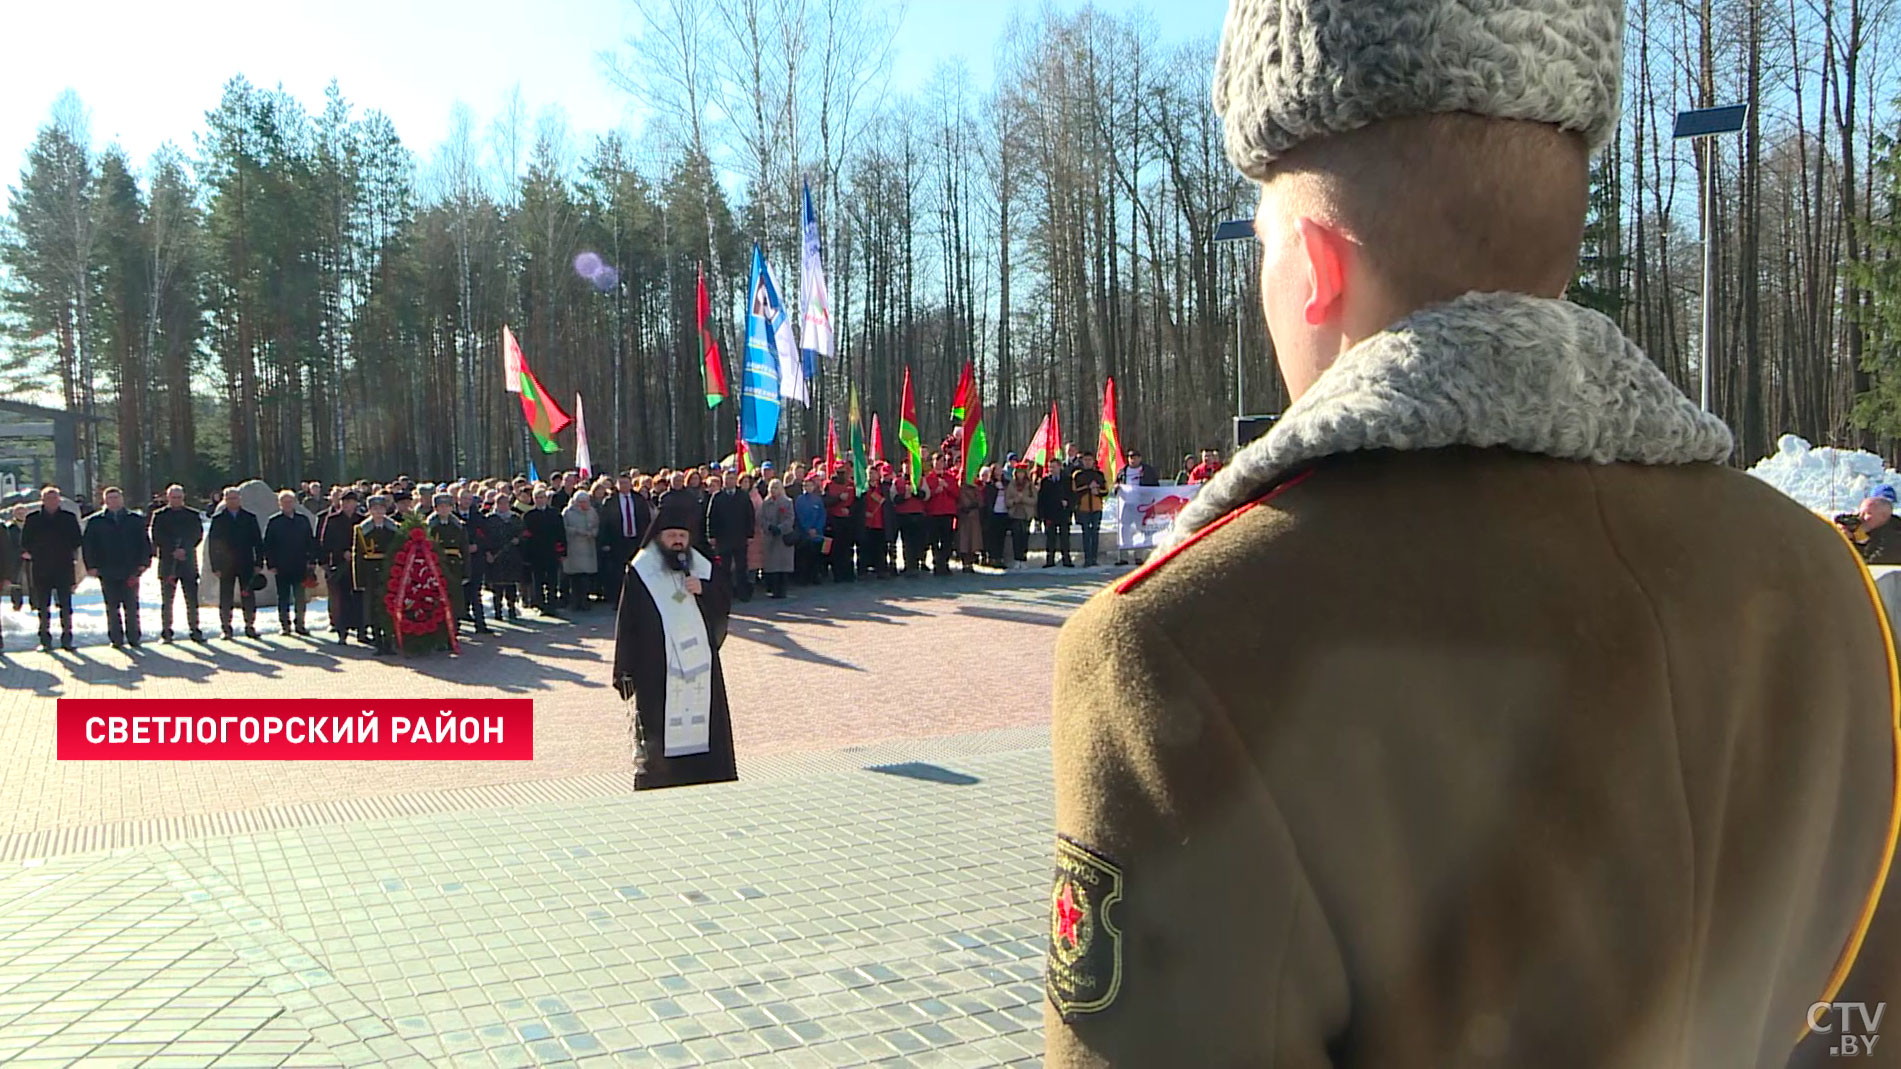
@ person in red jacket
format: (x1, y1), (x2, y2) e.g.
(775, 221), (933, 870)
(859, 474), (890, 579)
(921, 452), (960, 576)
(892, 473), (928, 576)
(1188, 447), (1224, 484)
(822, 464), (858, 583)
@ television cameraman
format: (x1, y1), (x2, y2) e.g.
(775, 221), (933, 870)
(1836, 490), (1901, 566)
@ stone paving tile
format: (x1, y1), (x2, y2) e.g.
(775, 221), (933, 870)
(0, 740), (1057, 1066)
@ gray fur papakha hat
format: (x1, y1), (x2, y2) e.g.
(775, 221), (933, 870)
(1213, 0), (1624, 178)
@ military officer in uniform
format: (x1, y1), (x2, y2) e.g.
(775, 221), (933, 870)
(426, 493), (469, 628)
(353, 494), (400, 655)
(317, 490), (364, 644)
(1046, 1), (1900, 1066)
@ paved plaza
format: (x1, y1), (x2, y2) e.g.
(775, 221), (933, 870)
(0, 571), (1104, 1066)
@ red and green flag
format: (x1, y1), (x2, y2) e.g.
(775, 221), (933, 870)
(1049, 400), (1063, 464)
(503, 325), (571, 454)
(1025, 410), (1055, 468)
(849, 386), (869, 493)
(898, 366), (924, 484)
(950, 360), (975, 420)
(697, 264), (728, 409)
(518, 371), (570, 453)
(736, 417), (755, 474)
(1097, 376), (1124, 483)
(961, 385), (988, 483)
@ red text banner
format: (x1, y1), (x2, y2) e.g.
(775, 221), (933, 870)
(56, 699), (535, 761)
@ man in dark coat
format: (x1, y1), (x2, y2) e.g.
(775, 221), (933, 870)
(1118, 449), (1162, 487)
(316, 490), (364, 643)
(0, 504), (19, 649)
(427, 493), (475, 633)
(452, 489), (492, 634)
(262, 490), (317, 636)
(1836, 495), (1901, 566)
(612, 494), (736, 791)
(82, 486), (153, 649)
(148, 483), (206, 643)
(2, 503), (25, 613)
(521, 488), (565, 615)
(600, 474), (651, 605)
(705, 473), (756, 601)
(1036, 465), (1074, 568)
(20, 486), (83, 652)
(484, 489), (527, 621)
(207, 486), (264, 640)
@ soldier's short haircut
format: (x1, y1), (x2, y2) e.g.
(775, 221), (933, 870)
(166, 484), (185, 494)
(1264, 114), (1588, 306)
(102, 486), (123, 496)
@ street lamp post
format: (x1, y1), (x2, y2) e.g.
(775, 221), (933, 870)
(1673, 104), (1749, 413)
(1214, 217), (1257, 449)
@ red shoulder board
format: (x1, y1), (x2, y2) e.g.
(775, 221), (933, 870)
(1114, 468), (1317, 595)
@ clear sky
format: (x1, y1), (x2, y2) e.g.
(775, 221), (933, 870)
(1, 0), (1229, 195)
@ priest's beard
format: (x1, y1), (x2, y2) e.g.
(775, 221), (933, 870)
(665, 548), (691, 572)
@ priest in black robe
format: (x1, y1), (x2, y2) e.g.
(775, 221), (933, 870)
(612, 494), (737, 790)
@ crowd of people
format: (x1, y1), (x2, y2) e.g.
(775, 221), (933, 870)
(0, 443), (1226, 656)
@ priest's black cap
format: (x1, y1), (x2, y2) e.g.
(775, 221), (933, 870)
(654, 495), (699, 533)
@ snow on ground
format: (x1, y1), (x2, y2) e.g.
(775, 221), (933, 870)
(1747, 434), (1901, 515)
(1, 568), (334, 647)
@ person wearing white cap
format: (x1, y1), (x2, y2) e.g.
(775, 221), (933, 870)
(1046, 0), (1900, 1064)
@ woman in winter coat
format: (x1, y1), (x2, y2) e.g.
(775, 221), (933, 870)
(956, 474), (985, 570)
(484, 489), (527, 621)
(744, 473), (768, 583)
(561, 492), (600, 611)
(757, 479), (798, 599)
(1005, 466), (1036, 565)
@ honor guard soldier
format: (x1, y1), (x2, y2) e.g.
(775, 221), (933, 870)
(426, 493), (470, 628)
(1045, 1), (1900, 1066)
(353, 495), (400, 655)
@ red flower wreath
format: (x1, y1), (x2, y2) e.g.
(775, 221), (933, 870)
(385, 527), (459, 653)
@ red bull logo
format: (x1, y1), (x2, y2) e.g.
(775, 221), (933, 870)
(1135, 495), (1189, 525)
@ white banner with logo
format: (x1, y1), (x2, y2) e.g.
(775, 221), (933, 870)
(1105, 484), (1201, 549)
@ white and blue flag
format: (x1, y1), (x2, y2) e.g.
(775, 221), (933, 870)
(799, 182), (834, 384)
(742, 244), (797, 443)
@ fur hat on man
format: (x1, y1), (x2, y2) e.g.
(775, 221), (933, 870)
(1213, 0), (1624, 178)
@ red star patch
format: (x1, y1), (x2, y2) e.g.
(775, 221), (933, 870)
(1055, 881), (1083, 947)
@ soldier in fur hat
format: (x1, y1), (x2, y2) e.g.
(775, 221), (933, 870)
(1045, 1), (1900, 1065)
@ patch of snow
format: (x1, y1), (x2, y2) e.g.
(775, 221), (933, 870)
(1, 568), (334, 647)
(1747, 434), (1901, 515)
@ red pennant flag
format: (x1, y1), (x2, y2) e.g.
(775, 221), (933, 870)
(826, 417), (840, 475)
(870, 413), (884, 463)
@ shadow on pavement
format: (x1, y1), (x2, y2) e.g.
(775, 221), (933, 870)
(864, 762), (982, 785)
(955, 605), (1069, 628)
(727, 617), (864, 671)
